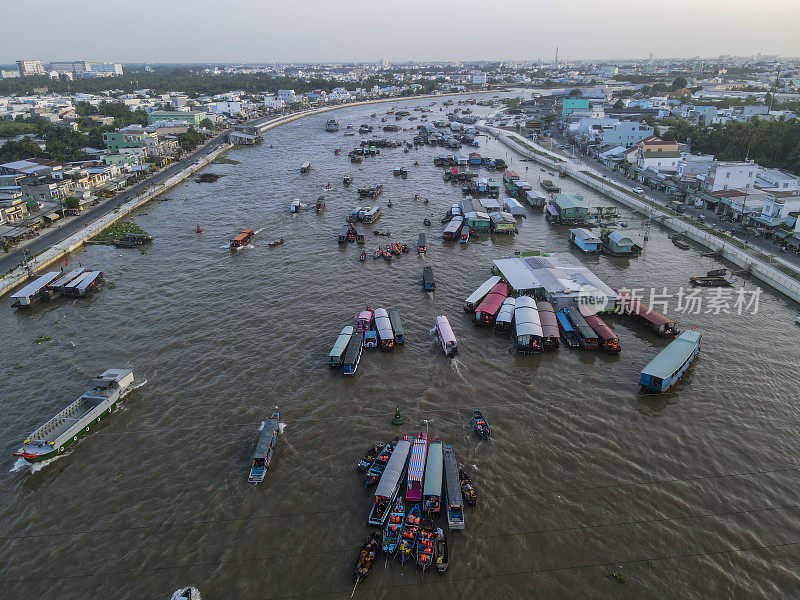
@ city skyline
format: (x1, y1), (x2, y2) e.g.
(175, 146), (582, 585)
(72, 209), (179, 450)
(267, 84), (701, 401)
(4, 0), (800, 64)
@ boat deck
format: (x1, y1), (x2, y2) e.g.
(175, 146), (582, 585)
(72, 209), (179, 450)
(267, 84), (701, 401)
(31, 395), (105, 443)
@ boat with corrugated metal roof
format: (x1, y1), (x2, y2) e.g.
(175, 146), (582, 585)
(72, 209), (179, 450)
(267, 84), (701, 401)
(567, 307), (599, 350)
(475, 282), (509, 326)
(13, 369), (136, 462)
(443, 445), (465, 529)
(555, 308), (579, 347)
(342, 331), (363, 376)
(249, 411), (279, 483)
(616, 290), (678, 336)
(422, 439), (443, 515)
(579, 305), (620, 353)
(494, 296), (516, 333)
(537, 301), (561, 350)
(640, 329), (702, 393)
(464, 276), (501, 312)
(374, 307), (395, 351)
(329, 325), (354, 367)
(388, 309), (404, 344)
(435, 315), (457, 357)
(514, 296), (543, 353)
(369, 437), (412, 526)
(229, 228), (253, 250)
(10, 271), (60, 308)
(406, 433), (428, 502)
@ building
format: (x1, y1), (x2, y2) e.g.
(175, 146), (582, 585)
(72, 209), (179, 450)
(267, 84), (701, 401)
(569, 228), (602, 253)
(601, 121), (654, 147)
(147, 111), (207, 126)
(677, 154), (715, 178)
(471, 71), (487, 85)
(636, 138), (681, 173)
(492, 253), (620, 311)
(17, 60), (46, 77)
(547, 194), (589, 224)
(562, 97), (590, 116)
(755, 168), (800, 192)
(704, 161), (757, 192)
(102, 131), (158, 154)
(277, 89), (297, 104)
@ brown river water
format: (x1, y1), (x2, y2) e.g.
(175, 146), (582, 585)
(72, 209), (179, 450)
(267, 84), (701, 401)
(2, 94), (800, 600)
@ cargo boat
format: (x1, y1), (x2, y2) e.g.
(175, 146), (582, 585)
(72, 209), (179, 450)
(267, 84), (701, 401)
(422, 266), (435, 292)
(640, 329), (702, 393)
(442, 216), (464, 241)
(578, 305), (620, 353)
(13, 369), (136, 462)
(417, 233), (427, 253)
(248, 412), (279, 483)
(494, 296), (516, 332)
(567, 308), (599, 350)
(10, 271), (60, 308)
(555, 308), (580, 348)
(368, 437), (412, 526)
(329, 325), (355, 367)
(422, 439), (443, 515)
(475, 282), (510, 325)
(406, 433), (428, 502)
(229, 228), (254, 250)
(342, 332), (364, 375)
(388, 309), (405, 344)
(616, 290), (679, 336)
(464, 276), (501, 312)
(514, 296), (543, 353)
(374, 307), (395, 351)
(536, 301), (561, 350)
(436, 315), (457, 357)
(443, 445), (465, 529)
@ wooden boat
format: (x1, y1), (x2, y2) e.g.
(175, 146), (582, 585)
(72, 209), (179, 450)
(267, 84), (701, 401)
(342, 332), (364, 376)
(475, 282), (510, 326)
(443, 445), (465, 529)
(579, 304), (620, 353)
(464, 276), (502, 312)
(423, 218), (431, 226)
(690, 275), (732, 287)
(672, 236), (690, 249)
(640, 329), (702, 393)
(248, 412), (279, 483)
(229, 228), (253, 250)
(195, 225), (202, 233)
(422, 439), (444, 515)
(359, 252), (367, 262)
(541, 179), (560, 193)
(555, 308), (580, 348)
(435, 315), (457, 357)
(383, 497), (405, 555)
(357, 443), (384, 472)
(368, 437), (412, 526)
(329, 325), (355, 367)
(706, 268), (728, 277)
(343, 175), (353, 186)
(537, 301), (561, 349)
(406, 433), (428, 502)
(472, 409), (490, 439)
(459, 469), (477, 505)
(316, 196), (325, 212)
(417, 233), (427, 253)
(300, 162), (311, 174)
(268, 238), (284, 247)
(364, 439), (396, 489)
(416, 524), (434, 571)
(567, 308), (599, 350)
(388, 309), (404, 344)
(422, 266), (435, 292)
(495, 296), (516, 333)
(353, 532), (380, 582)
(434, 529), (449, 572)
(399, 504), (421, 563)
(615, 290), (679, 337)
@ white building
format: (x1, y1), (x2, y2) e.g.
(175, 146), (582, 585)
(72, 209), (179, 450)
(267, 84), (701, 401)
(676, 154), (715, 178)
(471, 71), (487, 85)
(17, 60), (46, 77)
(277, 89), (297, 104)
(705, 161), (758, 192)
(263, 97), (285, 109)
(755, 167), (800, 192)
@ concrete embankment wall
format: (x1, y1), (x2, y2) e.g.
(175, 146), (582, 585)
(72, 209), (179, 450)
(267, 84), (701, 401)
(0, 142), (233, 299)
(480, 125), (800, 304)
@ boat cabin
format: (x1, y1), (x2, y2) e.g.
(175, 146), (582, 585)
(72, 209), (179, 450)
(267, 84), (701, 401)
(329, 325), (355, 367)
(362, 206), (381, 224)
(503, 197), (525, 216)
(494, 296), (516, 333)
(578, 304), (620, 353)
(422, 266), (435, 292)
(569, 228), (602, 253)
(514, 296), (543, 353)
(388, 309), (405, 344)
(374, 308), (395, 352)
(459, 225), (470, 243)
(475, 282), (510, 326)
(249, 412), (279, 483)
(464, 276), (501, 312)
(355, 308), (374, 332)
(525, 190), (547, 207)
(503, 170), (520, 183)
(490, 211), (516, 234)
(342, 332), (364, 375)
(567, 307), (599, 350)
(436, 315), (457, 357)
(338, 225), (350, 244)
(10, 271), (60, 307)
(602, 231), (642, 256)
(300, 162), (311, 173)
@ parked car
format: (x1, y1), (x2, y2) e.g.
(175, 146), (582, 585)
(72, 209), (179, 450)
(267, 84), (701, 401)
(633, 187), (645, 195)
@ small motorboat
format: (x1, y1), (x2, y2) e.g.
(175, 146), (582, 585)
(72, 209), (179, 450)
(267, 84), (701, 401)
(383, 497), (405, 555)
(353, 532), (380, 582)
(343, 175), (353, 186)
(399, 504), (421, 564)
(415, 523), (434, 571)
(364, 440), (396, 490)
(401, 243), (409, 253)
(413, 161), (419, 166)
(268, 238), (285, 247)
(334, 148), (341, 155)
(459, 469), (477, 505)
(472, 410), (490, 440)
(387, 200), (393, 208)
(359, 252), (367, 262)
(620, 222), (629, 228)
(423, 218), (431, 226)
(434, 528), (449, 573)
(195, 225), (202, 233)
(357, 444), (383, 472)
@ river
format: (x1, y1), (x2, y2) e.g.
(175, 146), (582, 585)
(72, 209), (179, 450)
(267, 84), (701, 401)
(1, 94), (800, 600)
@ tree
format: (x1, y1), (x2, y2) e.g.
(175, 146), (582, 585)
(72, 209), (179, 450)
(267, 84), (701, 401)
(63, 196), (81, 210)
(670, 76), (688, 90)
(613, 99), (624, 109)
(569, 89), (582, 97)
(542, 113), (557, 126)
(200, 118), (214, 130)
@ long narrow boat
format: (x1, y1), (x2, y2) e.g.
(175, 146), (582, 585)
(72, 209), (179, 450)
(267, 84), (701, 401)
(357, 443), (384, 472)
(443, 445), (465, 529)
(416, 524), (434, 571)
(383, 497), (405, 555)
(229, 228), (253, 250)
(434, 529), (449, 573)
(555, 308), (580, 348)
(514, 296), (543, 353)
(537, 301), (561, 350)
(13, 369), (136, 462)
(364, 439), (397, 489)
(388, 309), (405, 344)
(475, 282), (510, 325)
(422, 439), (444, 515)
(374, 307), (395, 352)
(640, 329), (702, 393)
(616, 290), (679, 336)
(472, 410), (490, 440)
(328, 325), (355, 367)
(422, 266), (435, 292)
(567, 307), (599, 350)
(368, 437), (412, 526)
(399, 504), (421, 563)
(342, 332), (363, 376)
(494, 296), (516, 333)
(578, 304), (620, 353)
(417, 233), (427, 253)
(435, 315), (458, 357)
(406, 433), (428, 502)
(248, 412), (279, 483)
(463, 276), (501, 312)
(10, 271), (60, 308)
(353, 533), (380, 582)
(459, 469), (477, 505)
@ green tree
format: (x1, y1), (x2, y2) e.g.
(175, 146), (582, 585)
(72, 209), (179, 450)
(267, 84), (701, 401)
(569, 89), (582, 97)
(200, 118), (214, 130)
(63, 196), (81, 209)
(671, 76), (688, 90)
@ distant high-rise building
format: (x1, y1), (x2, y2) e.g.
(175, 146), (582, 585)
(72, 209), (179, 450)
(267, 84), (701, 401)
(471, 71), (487, 85)
(16, 60), (46, 77)
(380, 58), (389, 68)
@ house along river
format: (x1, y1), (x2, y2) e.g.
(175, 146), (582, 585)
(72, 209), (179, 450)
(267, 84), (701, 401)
(1, 94), (799, 600)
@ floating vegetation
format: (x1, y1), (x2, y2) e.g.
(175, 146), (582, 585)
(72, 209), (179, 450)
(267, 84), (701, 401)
(212, 156), (240, 165)
(90, 222), (147, 245)
(34, 335), (51, 344)
(107, 281), (116, 290)
(606, 570), (627, 585)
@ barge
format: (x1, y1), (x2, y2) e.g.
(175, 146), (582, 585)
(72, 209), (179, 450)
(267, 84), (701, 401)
(406, 433), (428, 502)
(616, 290), (679, 336)
(13, 369), (135, 462)
(248, 412), (279, 483)
(369, 437), (412, 526)
(423, 439), (443, 515)
(640, 329), (702, 393)
(443, 445), (465, 530)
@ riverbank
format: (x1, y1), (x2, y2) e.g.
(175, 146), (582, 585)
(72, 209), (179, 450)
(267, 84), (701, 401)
(479, 124), (800, 304)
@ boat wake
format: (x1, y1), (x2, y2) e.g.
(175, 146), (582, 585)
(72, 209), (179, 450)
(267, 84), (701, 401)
(10, 454), (63, 474)
(253, 227), (266, 235)
(121, 378), (147, 399)
(450, 358), (468, 381)
(278, 421), (287, 434)
(170, 587), (201, 600)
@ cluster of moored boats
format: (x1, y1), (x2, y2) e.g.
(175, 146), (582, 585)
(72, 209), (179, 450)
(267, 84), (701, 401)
(353, 419), (489, 581)
(10, 267), (104, 309)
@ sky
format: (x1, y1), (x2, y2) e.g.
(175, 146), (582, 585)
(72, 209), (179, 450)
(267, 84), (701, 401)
(3, 0), (800, 64)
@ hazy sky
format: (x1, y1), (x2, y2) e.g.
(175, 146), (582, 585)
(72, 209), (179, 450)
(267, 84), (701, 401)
(3, 0), (800, 64)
